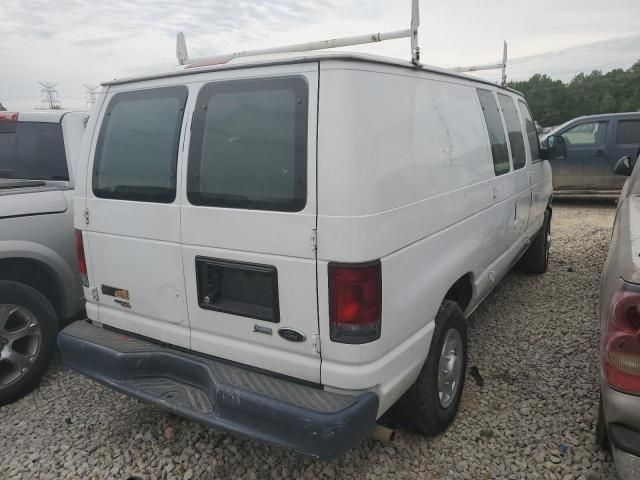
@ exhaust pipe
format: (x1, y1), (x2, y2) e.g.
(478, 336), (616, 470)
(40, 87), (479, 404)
(370, 424), (396, 443)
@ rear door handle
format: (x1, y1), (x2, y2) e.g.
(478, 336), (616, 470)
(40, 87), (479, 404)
(595, 150), (605, 156)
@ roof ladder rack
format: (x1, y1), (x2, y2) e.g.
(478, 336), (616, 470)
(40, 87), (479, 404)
(176, 0), (421, 68)
(449, 41), (509, 86)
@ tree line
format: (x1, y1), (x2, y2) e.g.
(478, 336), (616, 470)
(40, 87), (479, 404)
(508, 60), (640, 127)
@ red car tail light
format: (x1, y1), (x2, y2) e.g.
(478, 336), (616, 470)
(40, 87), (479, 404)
(603, 284), (640, 394)
(329, 261), (381, 344)
(75, 230), (89, 287)
(0, 112), (18, 122)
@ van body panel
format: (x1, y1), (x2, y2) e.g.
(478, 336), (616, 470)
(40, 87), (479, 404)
(315, 64), (545, 412)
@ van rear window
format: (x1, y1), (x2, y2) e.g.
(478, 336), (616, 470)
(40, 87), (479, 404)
(93, 86), (188, 203)
(187, 77), (308, 212)
(0, 122), (68, 181)
(477, 89), (510, 176)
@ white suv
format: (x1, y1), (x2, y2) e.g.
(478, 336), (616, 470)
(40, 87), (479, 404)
(59, 51), (554, 459)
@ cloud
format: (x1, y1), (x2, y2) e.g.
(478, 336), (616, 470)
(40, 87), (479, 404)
(1, 0), (639, 110)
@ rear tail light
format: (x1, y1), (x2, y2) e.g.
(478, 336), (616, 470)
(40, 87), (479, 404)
(603, 283), (640, 393)
(0, 112), (18, 122)
(75, 230), (89, 287)
(328, 261), (381, 344)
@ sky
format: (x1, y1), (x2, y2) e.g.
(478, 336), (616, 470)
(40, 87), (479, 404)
(1, 0), (639, 111)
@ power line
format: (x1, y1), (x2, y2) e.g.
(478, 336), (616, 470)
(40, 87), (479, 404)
(37, 81), (61, 110)
(84, 84), (99, 110)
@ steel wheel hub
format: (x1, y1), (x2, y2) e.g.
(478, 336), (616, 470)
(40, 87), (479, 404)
(0, 305), (42, 388)
(437, 328), (463, 409)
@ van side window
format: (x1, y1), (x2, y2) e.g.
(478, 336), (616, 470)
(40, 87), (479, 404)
(476, 89), (510, 176)
(93, 86), (188, 203)
(498, 94), (526, 170)
(187, 77), (308, 212)
(517, 100), (541, 162)
(617, 120), (640, 145)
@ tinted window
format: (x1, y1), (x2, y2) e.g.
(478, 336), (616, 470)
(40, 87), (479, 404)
(477, 89), (510, 176)
(93, 86), (188, 203)
(617, 120), (640, 144)
(498, 94), (526, 170)
(188, 77), (308, 212)
(0, 122), (68, 180)
(562, 121), (608, 147)
(518, 101), (540, 161)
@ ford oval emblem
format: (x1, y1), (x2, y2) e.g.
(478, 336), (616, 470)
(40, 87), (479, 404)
(278, 328), (306, 343)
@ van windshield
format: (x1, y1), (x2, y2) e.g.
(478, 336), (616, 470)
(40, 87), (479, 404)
(0, 121), (69, 181)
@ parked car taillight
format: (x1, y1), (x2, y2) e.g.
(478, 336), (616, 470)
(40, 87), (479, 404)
(0, 112), (18, 122)
(75, 230), (88, 287)
(603, 284), (640, 394)
(329, 261), (381, 344)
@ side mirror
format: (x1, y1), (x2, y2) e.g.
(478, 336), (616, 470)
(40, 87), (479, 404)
(614, 155), (636, 176)
(541, 134), (566, 161)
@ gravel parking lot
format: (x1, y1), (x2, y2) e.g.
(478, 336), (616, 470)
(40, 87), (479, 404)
(0, 201), (620, 480)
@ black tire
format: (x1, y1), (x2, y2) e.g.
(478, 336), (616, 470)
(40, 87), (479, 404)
(0, 280), (58, 406)
(521, 208), (551, 274)
(596, 393), (609, 451)
(394, 300), (468, 435)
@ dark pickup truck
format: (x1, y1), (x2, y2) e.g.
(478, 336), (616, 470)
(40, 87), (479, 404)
(543, 112), (640, 194)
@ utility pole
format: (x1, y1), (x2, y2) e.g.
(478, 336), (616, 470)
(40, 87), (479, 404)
(84, 85), (98, 110)
(37, 82), (62, 110)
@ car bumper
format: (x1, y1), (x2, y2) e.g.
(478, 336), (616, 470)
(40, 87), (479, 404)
(602, 383), (640, 479)
(58, 320), (379, 460)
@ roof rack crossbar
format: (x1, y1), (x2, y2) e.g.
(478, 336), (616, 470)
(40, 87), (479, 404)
(449, 41), (508, 85)
(177, 0), (421, 68)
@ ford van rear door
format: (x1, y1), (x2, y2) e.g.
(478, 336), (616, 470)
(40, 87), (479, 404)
(84, 85), (192, 347)
(180, 66), (321, 383)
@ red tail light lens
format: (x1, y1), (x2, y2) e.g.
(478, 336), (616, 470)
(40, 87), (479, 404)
(75, 230), (88, 287)
(603, 284), (640, 394)
(0, 112), (18, 122)
(329, 261), (381, 344)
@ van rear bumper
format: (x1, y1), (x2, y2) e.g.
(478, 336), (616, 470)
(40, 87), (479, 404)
(57, 321), (378, 460)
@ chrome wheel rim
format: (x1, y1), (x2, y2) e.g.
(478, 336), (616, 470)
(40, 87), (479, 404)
(0, 305), (42, 388)
(437, 329), (463, 409)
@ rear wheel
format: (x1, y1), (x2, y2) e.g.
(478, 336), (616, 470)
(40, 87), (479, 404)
(395, 300), (467, 435)
(0, 281), (57, 406)
(521, 208), (551, 274)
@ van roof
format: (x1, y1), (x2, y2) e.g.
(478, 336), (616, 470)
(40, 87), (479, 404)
(102, 50), (523, 96)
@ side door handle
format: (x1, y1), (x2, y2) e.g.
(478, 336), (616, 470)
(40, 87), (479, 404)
(595, 150), (605, 157)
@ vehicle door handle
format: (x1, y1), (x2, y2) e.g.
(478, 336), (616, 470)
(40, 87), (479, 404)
(595, 150), (605, 157)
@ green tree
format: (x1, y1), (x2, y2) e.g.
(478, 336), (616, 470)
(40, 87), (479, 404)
(0, 102), (6, 111)
(508, 60), (640, 127)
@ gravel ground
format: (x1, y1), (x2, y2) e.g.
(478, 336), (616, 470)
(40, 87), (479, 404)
(0, 200), (619, 480)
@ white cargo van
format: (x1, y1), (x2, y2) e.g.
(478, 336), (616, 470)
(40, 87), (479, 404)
(59, 43), (556, 458)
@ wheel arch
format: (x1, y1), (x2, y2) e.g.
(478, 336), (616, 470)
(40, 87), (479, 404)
(0, 242), (79, 321)
(443, 273), (474, 314)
